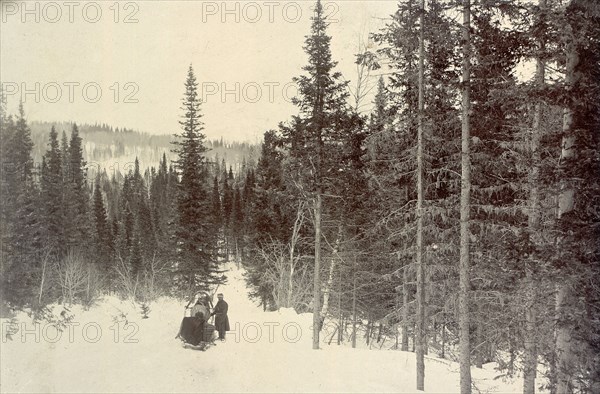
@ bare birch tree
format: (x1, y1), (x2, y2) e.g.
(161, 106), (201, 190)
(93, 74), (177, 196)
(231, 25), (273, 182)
(459, 0), (473, 392)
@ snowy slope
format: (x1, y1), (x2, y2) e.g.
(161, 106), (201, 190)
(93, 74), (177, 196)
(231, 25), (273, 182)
(1, 264), (533, 393)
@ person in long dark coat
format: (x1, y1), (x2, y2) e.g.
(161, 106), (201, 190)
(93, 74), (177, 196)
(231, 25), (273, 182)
(211, 293), (230, 341)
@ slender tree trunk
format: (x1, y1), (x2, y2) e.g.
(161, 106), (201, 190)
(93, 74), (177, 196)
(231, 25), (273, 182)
(38, 250), (50, 306)
(289, 201), (304, 307)
(366, 316), (372, 346)
(235, 239), (240, 268)
(475, 312), (483, 369)
(338, 264), (343, 345)
(425, 251), (432, 357)
(415, 0), (426, 390)
(441, 320), (446, 359)
(459, 0), (472, 392)
(312, 192), (322, 349)
(402, 265), (410, 351)
(556, 18), (579, 391)
(321, 223), (342, 325)
(555, 286), (576, 393)
(288, 252), (294, 308)
(524, 296), (538, 392)
(86, 266), (91, 304)
(509, 326), (516, 372)
(352, 273), (357, 349)
(524, 2), (546, 392)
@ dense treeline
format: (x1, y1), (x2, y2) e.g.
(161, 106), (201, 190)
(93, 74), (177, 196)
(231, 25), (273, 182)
(27, 120), (258, 170)
(0, 0), (598, 393)
(239, 0), (599, 392)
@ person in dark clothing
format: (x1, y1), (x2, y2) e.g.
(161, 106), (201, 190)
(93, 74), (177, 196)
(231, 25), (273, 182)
(211, 293), (230, 341)
(178, 296), (210, 346)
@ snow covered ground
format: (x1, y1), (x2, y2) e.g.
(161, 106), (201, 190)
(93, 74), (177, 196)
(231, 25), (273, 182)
(1, 264), (535, 393)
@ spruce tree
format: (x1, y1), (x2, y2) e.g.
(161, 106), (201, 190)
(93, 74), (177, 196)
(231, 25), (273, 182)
(248, 130), (287, 245)
(244, 130), (289, 310)
(120, 202), (135, 260)
(149, 153), (174, 260)
(173, 65), (223, 293)
(283, 0), (350, 349)
(40, 126), (65, 257)
(212, 175), (222, 229)
(0, 103), (40, 306)
(230, 186), (244, 257)
(367, 0), (424, 360)
(0, 110), (14, 290)
(64, 123), (89, 250)
(136, 196), (156, 263)
(221, 170), (233, 253)
(241, 168), (255, 252)
(11, 103), (35, 185)
(92, 173), (113, 272)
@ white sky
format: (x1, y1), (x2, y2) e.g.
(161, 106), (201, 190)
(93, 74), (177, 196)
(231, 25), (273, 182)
(1, 1), (397, 141)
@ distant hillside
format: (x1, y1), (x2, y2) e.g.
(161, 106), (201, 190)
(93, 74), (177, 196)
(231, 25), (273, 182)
(30, 121), (260, 175)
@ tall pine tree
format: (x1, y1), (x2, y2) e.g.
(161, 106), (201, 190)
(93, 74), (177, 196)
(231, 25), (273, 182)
(282, 0), (351, 349)
(173, 65), (224, 294)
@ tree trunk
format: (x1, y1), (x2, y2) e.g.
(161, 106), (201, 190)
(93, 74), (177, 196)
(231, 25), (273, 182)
(288, 247), (294, 308)
(524, 2), (546, 392)
(441, 320), (446, 359)
(338, 264), (343, 345)
(555, 276), (575, 390)
(459, 0), (472, 392)
(402, 265), (410, 351)
(313, 193), (322, 349)
(415, 0), (426, 390)
(509, 326), (516, 372)
(289, 201), (304, 308)
(352, 273), (357, 349)
(475, 314), (483, 369)
(321, 223), (342, 326)
(38, 250), (49, 306)
(524, 298), (538, 391)
(86, 266), (91, 304)
(555, 11), (580, 392)
(366, 317), (371, 347)
(548, 348), (558, 394)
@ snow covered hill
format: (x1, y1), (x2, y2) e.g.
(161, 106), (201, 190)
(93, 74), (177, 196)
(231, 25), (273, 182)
(1, 264), (533, 393)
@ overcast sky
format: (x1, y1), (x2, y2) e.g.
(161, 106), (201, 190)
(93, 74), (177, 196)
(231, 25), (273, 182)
(1, 1), (397, 141)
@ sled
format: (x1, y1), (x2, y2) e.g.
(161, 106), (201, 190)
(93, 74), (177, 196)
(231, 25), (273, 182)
(182, 341), (215, 351)
(180, 323), (216, 351)
(177, 293), (217, 351)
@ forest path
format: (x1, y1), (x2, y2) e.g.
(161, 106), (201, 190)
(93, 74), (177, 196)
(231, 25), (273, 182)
(0, 263), (523, 393)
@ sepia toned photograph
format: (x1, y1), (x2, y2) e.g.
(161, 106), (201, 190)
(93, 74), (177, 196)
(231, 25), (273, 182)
(1, 0), (598, 393)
